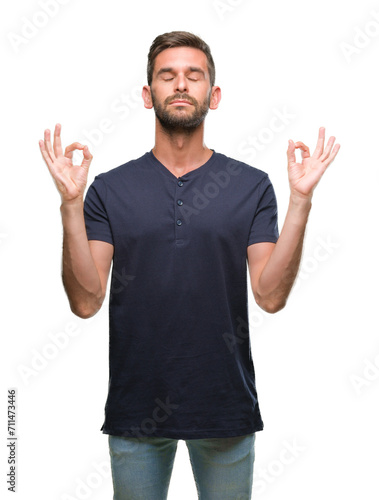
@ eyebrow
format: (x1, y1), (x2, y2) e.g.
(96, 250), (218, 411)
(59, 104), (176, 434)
(156, 66), (206, 78)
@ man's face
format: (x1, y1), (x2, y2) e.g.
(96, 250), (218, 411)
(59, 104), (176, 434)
(144, 47), (219, 132)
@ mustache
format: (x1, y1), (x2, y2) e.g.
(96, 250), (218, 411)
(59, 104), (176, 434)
(165, 94), (197, 106)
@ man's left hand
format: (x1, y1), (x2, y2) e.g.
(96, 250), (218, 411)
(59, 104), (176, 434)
(287, 127), (340, 202)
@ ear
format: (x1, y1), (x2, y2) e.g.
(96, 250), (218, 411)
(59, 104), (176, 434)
(209, 86), (221, 110)
(142, 85), (153, 109)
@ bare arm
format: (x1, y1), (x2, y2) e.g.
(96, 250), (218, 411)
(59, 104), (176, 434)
(247, 197), (311, 313)
(247, 127), (340, 314)
(39, 123), (113, 318)
(60, 199), (113, 318)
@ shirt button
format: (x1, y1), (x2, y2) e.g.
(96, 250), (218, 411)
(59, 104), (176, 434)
(178, 179), (184, 187)
(177, 199), (183, 206)
(176, 219), (182, 226)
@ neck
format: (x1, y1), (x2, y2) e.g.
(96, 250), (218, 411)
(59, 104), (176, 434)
(152, 119), (212, 177)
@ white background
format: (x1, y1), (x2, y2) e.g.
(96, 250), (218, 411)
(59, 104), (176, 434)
(1, 0), (379, 498)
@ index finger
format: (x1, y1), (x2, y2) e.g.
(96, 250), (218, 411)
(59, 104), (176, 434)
(294, 141), (310, 159)
(64, 142), (85, 161)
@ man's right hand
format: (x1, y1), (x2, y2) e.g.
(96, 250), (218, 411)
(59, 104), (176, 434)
(39, 123), (93, 203)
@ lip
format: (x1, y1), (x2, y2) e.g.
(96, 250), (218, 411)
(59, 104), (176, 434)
(169, 100), (192, 106)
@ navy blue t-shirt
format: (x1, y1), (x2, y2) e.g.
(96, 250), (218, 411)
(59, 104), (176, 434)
(83, 149), (279, 440)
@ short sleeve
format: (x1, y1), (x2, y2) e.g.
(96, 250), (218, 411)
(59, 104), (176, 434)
(247, 175), (279, 246)
(83, 176), (114, 245)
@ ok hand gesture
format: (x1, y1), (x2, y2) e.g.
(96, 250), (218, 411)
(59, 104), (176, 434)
(39, 123), (93, 203)
(287, 127), (340, 202)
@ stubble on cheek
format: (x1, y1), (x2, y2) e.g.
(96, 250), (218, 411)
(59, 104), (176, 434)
(150, 89), (211, 131)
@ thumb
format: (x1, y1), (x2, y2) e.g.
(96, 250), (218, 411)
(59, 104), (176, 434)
(81, 145), (93, 169)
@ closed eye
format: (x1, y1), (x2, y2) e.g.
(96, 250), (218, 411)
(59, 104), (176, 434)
(163, 77), (197, 82)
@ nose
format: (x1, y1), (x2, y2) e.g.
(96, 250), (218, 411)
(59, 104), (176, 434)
(175, 73), (188, 93)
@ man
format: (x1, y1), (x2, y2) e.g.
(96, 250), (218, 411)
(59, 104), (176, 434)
(39, 31), (340, 500)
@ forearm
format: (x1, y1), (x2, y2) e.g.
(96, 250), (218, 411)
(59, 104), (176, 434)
(60, 199), (103, 318)
(256, 195), (312, 312)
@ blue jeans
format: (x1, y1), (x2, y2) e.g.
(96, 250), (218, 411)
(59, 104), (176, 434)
(108, 432), (256, 499)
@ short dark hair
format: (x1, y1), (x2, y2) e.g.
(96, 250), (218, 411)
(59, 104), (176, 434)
(147, 31), (216, 87)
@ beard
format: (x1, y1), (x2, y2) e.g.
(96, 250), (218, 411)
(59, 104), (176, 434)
(150, 89), (211, 133)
